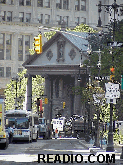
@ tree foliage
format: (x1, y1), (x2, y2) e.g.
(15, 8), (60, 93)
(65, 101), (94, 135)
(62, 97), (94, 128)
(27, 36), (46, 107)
(4, 69), (45, 112)
(66, 23), (97, 33)
(44, 24), (97, 41)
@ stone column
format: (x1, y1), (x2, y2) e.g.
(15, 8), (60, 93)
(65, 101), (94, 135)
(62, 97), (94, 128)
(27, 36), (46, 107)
(44, 75), (51, 122)
(74, 75), (81, 115)
(52, 78), (56, 119)
(26, 75), (32, 111)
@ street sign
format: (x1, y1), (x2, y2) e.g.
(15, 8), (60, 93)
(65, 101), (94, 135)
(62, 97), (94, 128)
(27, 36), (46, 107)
(105, 83), (120, 99)
(94, 76), (110, 80)
(106, 98), (116, 104)
(107, 42), (123, 47)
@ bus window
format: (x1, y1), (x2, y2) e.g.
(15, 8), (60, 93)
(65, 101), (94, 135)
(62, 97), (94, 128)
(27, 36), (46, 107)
(7, 118), (15, 128)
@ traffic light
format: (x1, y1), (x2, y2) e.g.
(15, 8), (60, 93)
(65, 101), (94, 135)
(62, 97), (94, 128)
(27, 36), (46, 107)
(44, 98), (48, 104)
(34, 34), (42, 54)
(121, 75), (123, 91)
(110, 67), (115, 82)
(63, 102), (65, 109)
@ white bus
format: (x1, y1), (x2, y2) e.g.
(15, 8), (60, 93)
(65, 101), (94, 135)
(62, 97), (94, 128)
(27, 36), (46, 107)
(5, 109), (39, 142)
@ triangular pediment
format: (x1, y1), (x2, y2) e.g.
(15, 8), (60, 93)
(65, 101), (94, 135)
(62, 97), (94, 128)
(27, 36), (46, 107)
(23, 31), (89, 67)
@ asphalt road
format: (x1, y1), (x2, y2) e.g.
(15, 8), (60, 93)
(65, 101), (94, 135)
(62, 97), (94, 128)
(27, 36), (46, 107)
(0, 138), (117, 165)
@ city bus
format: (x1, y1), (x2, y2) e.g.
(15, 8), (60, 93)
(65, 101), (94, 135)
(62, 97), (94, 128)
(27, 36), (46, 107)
(5, 109), (39, 142)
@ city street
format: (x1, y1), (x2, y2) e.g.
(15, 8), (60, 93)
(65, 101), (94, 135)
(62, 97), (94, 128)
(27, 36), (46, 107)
(0, 138), (98, 165)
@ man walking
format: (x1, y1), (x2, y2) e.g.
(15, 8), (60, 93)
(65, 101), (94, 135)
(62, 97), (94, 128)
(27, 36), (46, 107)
(8, 125), (14, 143)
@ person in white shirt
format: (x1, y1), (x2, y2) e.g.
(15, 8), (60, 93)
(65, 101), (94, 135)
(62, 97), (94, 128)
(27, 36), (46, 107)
(8, 124), (14, 143)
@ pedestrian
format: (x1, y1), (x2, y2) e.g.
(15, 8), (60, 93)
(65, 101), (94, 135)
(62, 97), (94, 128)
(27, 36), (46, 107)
(55, 128), (58, 139)
(8, 124), (14, 144)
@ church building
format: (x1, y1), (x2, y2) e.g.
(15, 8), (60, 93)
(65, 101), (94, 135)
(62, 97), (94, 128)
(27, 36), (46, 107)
(23, 31), (89, 122)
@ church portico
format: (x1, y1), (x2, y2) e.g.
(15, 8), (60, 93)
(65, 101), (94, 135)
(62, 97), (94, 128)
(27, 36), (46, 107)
(23, 31), (89, 122)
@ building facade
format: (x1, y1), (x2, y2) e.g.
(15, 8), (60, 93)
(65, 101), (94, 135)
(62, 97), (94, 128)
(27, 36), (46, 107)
(0, 0), (123, 98)
(23, 31), (89, 120)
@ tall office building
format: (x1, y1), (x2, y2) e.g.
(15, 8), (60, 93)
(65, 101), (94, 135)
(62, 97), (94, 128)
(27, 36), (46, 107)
(0, 0), (123, 98)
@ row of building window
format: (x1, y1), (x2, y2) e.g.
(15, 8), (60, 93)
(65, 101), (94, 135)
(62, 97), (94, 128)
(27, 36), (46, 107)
(0, 0), (86, 11)
(1, 10), (86, 26)
(1, 11), (31, 23)
(0, 33), (30, 61)
(1, 0), (123, 15)
(0, 67), (23, 77)
(0, 0), (30, 6)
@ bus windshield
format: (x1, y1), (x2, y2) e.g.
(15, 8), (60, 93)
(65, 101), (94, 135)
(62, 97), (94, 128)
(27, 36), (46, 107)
(6, 118), (29, 129)
(16, 118), (29, 129)
(39, 118), (45, 124)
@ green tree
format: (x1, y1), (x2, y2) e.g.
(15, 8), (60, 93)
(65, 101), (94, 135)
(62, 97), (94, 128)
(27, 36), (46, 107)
(44, 24), (97, 41)
(4, 69), (45, 112)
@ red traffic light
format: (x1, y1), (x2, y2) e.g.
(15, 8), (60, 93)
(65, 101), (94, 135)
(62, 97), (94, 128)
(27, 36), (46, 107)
(110, 67), (115, 73)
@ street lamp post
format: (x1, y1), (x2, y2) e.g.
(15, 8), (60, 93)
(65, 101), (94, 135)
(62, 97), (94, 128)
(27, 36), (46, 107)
(96, 0), (123, 152)
(12, 74), (27, 110)
(106, 103), (114, 152)
(97, 0), (123, 42)
(86, 44), (92, 141)
(12, 76), (20, 109)
(91, 30), (104, 147)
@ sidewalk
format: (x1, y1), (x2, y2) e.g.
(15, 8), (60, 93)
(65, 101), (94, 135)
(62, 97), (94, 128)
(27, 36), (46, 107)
(79, 139), (123, 156)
